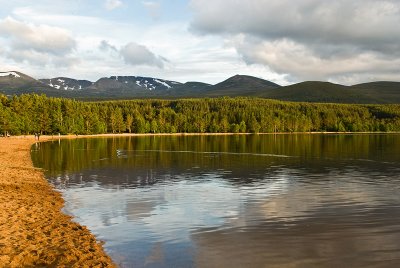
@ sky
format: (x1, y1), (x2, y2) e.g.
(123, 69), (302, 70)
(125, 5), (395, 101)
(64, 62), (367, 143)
(0, 0), (400, 85)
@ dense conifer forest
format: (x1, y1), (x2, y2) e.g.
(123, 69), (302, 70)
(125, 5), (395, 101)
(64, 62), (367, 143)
(1, 94), (400, 135)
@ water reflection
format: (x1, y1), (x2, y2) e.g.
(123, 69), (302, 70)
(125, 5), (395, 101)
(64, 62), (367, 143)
(32, 134), (400, 267)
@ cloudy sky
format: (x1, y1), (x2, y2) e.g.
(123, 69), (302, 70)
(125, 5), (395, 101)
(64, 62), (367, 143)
(0, 0), (399, 85)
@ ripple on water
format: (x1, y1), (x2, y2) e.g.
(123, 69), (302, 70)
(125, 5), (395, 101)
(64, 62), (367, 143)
(32, 134), (400, 267)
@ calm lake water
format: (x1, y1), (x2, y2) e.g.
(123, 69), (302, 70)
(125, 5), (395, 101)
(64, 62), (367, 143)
(32, 134), (400, 267)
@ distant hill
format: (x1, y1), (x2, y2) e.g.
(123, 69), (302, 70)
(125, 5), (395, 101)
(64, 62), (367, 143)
(204, 75), (280, 97)
(260, 81), (400, 104)
(261, 81), (367, 103)
(163, 75), (279, 98)
(0, 71), (88, 98)
(1, 71), (400, 103)
(39, 77), (92, 91)
(168, 82), (212, 97)
(0, 71), (37, 88)
(350, 82), (400, 103)
(0, 71), (54, 95)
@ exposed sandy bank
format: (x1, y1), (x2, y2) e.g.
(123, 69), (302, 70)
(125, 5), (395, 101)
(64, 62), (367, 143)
(0, 136), (115, 267)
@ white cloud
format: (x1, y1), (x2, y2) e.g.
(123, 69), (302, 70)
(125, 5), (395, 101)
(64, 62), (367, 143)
(120, 42), (165, 68)
(0, 2), (285, 84)
(190, 0), (400, 84)
(0, 16), (77, 67)
(0, 16), (76, 55)
(104, 0), (123, 11)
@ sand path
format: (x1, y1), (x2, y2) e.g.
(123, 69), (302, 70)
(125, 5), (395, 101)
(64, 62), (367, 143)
(0, 136), (115, 267)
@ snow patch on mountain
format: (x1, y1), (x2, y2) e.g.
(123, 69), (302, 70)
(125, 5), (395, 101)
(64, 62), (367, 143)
(39, 75), (183, 92)
(48, 79), (75, 90)
(154, 79), (172, 89)
(108, 76), (181, 91)
(40, 77), (92, 91)
(135, 77), (181, 91)
(0, 72), (21, 78)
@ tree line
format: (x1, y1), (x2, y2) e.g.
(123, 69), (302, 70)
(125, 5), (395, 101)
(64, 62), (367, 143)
(1, 94), (400, 136)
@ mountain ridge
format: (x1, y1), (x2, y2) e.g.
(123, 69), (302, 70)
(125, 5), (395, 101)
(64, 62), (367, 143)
(1, 71), (400, 104)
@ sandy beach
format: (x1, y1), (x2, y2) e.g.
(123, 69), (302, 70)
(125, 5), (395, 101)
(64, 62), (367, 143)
(0, 136), (115, 267)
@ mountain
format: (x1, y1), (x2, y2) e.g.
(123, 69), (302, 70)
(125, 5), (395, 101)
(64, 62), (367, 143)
(350, 82), (400, 104)
(92, 76), (181, 91)
(261, 81), (365, 103)
(1, 71), (399, 103)
(110, 76), (182, 91)
(260, 81), (400, 103)
(82, 76), (188, 98)
(0, 71), (33, 86)
(0, 71), (52, 95)
(39, 77), (92, 91)
(38, 75), (187, 98)
(168, 82), (212, 97)
(204, 75), (280, 97)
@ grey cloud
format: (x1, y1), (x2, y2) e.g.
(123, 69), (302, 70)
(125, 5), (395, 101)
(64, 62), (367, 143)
(234, 36), (400, 83)
(6, 48), (78, 68)
(52, 56), (81, 68)
(190, 0), (400, 83)
(120, 42), (165, 68)
(190, 0), (400, 49)
(7, 49), (48, 65)
(99, 40), (118, 52)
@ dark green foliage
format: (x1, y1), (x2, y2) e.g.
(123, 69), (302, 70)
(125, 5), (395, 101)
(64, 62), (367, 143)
(1, 93), (400, 135)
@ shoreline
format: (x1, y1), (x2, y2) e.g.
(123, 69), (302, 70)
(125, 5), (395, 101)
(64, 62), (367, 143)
(29, 131), (400, 141)
(0, 136), (115, 267)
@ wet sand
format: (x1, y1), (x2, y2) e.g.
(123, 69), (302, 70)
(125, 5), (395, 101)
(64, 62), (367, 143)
(0, 136), (115, 267)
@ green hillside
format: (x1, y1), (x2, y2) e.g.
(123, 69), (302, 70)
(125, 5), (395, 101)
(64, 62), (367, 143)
(350, 82), (400, 103)
(262, 81), (377, 103)
(204, 75), (280, 97)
